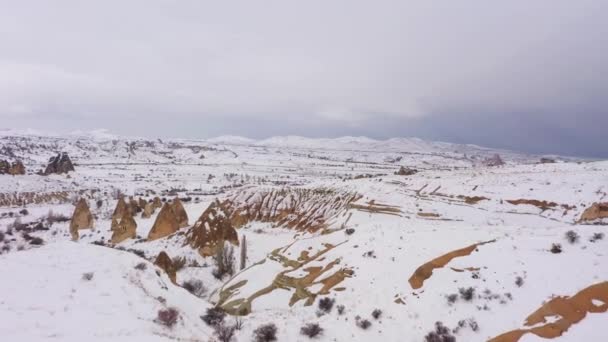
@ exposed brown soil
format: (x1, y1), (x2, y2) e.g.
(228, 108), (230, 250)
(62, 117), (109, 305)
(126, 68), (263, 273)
(506, 199), (558, 210)
(408, 240), (495, 289)
(417, 212), (441, 218)
(349, 200), (402, 216)
(457, 195), (489, 205)
(489, 281), (608, 342)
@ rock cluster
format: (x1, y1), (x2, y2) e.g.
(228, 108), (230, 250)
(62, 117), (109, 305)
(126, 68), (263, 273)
(483, 154), (505, 167)
(44, 152), (75, 175)
(0, 160), (25, 175)
(395, 166), (418, 176)
(69, 198), (95, 240)
(110, 197), (138, 244)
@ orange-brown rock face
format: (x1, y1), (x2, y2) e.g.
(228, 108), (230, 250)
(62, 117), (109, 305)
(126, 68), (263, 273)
(141, 202), (154, 218)
(111, 197), (130, 225)
(579, 202), (608, 223)
(129, 197), (141, 214)
(154, 251), (176, 283)
(111, 213), (137, 244)
(147, 203), (179, 241)
(171, 197), (189, 228)
(8, 161), (26, 175)
(184, 200), (239, 257)
(69, 198), (94, 240)
(138, 198), (147, 210)
(152, 197), (162, 210)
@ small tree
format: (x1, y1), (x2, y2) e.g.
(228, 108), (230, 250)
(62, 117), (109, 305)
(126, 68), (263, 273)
(240, 234), (247, 270)
(213, 242), (235, 279)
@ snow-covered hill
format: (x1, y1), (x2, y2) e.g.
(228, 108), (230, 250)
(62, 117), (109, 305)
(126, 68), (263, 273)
(0, 130), (606, 342)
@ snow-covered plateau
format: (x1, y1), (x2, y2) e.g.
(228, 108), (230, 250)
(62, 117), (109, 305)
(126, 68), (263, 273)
(0, 130), (606, 342)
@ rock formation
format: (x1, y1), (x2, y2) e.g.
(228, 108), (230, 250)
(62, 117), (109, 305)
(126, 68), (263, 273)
(184, 200), (239, 257)
(171, 197), (189, 228)
(110, 212), (137, 244)
(138, 198), (147, 210)
(152, 197), (162, 210)
(44, 152), (75, 175)
(579, 202), (608, 223)
(154, 251), (176, 283)
(147, 203), (179, 241)
(69, 198), (94, 240)
(141, 202), (154, 218)
(129, 197), (141, 213)
(395, 166), (418, 176)
(483, 154), (505, 167)
(0, 160), (26, 175)
(111, 197), (130, 224)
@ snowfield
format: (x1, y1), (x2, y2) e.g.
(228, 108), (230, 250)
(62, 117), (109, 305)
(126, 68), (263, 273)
(0, 131), (606, 342)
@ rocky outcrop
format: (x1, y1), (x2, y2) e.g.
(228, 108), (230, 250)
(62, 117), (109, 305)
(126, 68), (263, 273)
(129, 197), (141, 213)
(141, 202), (154, 218)
(171, 197), (189, 228)
(483, 154), (505, 167)
(225, 188), (359, 232)
(69, 198), (94, 240)
(0, 160), (26, 175)
(152, 197), (162, 210)
(395, 166), (417, 176)
(154, 251), (176, 283)
(184, 200), (239, 257)
(110, 212), (137, 244)
(138, 198), (147, 210)
(147, 203), (179, 241)
(111, 197), (131, 225)
(44, 152), (75, 175)
(579, 202), (608, 223)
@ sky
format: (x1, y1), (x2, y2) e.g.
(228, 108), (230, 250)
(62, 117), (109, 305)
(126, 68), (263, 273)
(1, 0), (607, 157)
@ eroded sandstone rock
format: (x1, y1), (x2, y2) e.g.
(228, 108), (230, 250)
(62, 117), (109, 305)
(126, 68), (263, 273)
(171, 197), (189, 228)
(579, 202), (608, 223)
(154, 251), (176, 284)
(69, 198), (94, 240)
(110, 212), (137, 244)
(44, 152), (75, 175)
(184, 200), (239, 257)
(147, 203), (179, 241)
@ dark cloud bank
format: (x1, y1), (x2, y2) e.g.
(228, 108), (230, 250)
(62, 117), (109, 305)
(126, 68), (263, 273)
(1, 0), (607, 158)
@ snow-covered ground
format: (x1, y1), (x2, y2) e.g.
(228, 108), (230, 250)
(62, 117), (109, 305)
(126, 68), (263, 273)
(0, 131), (606, 341)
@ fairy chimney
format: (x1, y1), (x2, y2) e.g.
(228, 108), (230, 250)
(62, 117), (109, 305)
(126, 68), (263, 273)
(154, 251), (177, 284)
(44, 152), (75, 175)
(185, 200), (239, 257)
(147, 203), (179, 241)
(171, 197), (189, 228)
(111, 197), (130, 224)
(152, 197), (162, 210)
(111, 212), (137, 244)
(141, 202), (154, 218)
(69, 198), (94, 233)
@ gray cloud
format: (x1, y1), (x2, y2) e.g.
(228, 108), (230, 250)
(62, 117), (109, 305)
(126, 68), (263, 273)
(1, 0), (607, 157)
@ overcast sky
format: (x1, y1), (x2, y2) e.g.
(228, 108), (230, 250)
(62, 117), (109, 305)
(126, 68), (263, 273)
(1, 0), (607, 157)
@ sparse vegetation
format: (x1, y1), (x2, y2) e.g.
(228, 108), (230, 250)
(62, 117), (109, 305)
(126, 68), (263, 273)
(357, 318), (372, 330)
(212, 244), (235, 280)
(565, 230), (580, 244)
(46, 210), (70, 225)
(425, 321), (456, 342)
(590, 232), (604, 242)
(214, 323), (236, 342)
(172, 256), (187, 271)
(82, 272), (94, 281)
(550, 243), (563, 254)
(253, 323), (278, 342)
(459, 287), (475, 301)
(318, 297), (335, 314)
(337, 304), (345, 315)
(446, 293), (459, 305)
(515, 276), (524, 287)
(300, 323), (323, 338)
(201, 307), (226, 326)
(345, 228), (355, 235)
(157, 307), (179, 328)
(0, 231), (4, 243)
(134, 262), (147, 270)
(182, 279), (206, 298)
(371, 309), (382, 319)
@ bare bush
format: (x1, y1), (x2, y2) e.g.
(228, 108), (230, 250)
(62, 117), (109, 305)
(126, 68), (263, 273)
(212, 244), (235, 280)
(157, 308), (179, 328)
(564, 230), (580, 244)
(253, 323), (278, 342)
(446, 293), (458, 305)
(0, 231), (4, 243)
(357, 318), (372, 330)
(214, 323), (236, 342)
(134, 262), (147, 270)
(515, 276), (524, 287)
(345, 228), (355, 235)
(46, 210), (70, 225)
(82, 272), (94, 281)
(318, 297), (335, 314)
(371, 309), (382, 319)
(201, 307), (226, 326)
(550, 243), (562, 254)
(337, 304), (345, 315)
(172, 256), (187, 271)
(182, 279), (206, 298)
(459, 287), (475, 301)
(425, 322), (455, 342)
(590, 232), (604, 242)
(29, 236), (44, 245)
(300, 323), (323, 339)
